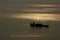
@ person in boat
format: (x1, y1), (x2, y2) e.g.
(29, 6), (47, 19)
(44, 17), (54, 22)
(33, 21), (35, 24)
(30, 21), (43, 27)
(30, 21), (49, 27)
(30, 21), (35, 27)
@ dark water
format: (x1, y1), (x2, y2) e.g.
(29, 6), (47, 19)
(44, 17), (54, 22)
(0, 0), (60, 40)
(0, 18), (60, 40)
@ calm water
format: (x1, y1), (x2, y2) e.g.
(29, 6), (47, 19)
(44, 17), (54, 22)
(0, 0), (60, 40)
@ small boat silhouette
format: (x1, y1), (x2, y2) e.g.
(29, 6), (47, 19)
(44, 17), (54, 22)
(30, 22), (49, 28)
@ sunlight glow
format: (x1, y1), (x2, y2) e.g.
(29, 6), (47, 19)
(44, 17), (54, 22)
(0, 14), (60, 22)
(21, 4), (59, 13)
(10, 34), (44, 38)
(22, 8), (56, 12)
(31, 4), (60, 7)
(11, 14), (60, 21)
(0, 4), (60, 22)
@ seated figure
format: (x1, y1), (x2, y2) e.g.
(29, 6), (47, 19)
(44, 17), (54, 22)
(30, 22), (43, 27)
(30, 22), (49, 28)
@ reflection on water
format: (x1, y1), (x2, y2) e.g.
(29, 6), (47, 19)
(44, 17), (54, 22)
(21, 8), (56, 13)
(2, 13), (60, 22)
(10, 34), (43, 38)
(0, 2), (60, 40)
(20, 4), (60, 13)
(0, 4), (60, 22)
(31, 4), (60, 7)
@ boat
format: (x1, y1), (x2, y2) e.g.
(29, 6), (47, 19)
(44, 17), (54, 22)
(30, 22), (49, 28)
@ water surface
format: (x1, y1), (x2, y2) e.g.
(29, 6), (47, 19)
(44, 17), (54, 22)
(0, 0), (60, 40)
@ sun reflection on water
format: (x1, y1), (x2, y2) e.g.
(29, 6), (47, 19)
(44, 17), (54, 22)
(31, 4), (60, 7)
(19, 4), (60, 13)
(22, 8), (56, 13)
(10, 34), (43, 38)
(0, 4), (60, 22)
(10, 13), (60, 22)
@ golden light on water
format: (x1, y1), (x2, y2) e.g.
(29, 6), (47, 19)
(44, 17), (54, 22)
(22, 8), (56, 12)
(21, 4), (59, 13)
(9, 34), (47, 38)
(0, 4), (60, 22)
(31, 4), (60, 7)
(10, 35), (42, 38)
(10, 13), (60, 21)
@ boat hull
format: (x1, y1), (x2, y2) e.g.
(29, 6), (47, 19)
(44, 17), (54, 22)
(30, 23), (49, 28)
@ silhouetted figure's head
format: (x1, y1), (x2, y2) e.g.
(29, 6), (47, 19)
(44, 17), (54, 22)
(33, 22), (35, 24)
